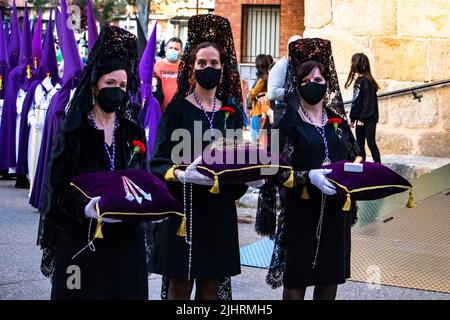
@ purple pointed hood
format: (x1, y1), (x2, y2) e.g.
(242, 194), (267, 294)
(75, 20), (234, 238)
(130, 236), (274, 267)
(60, 0), (83, 82)
(0, 15), (8, 68)
(8, 0), (21, 69)
(139, 22), (160, 158)
(54, 7), (64, 56)
(87, 0), (98, 53)
(4, 23), (10, 56)
(32, 9), (43, 69)
(18, 1), (34, 90)
(19, 1), (33, 66)
(139, 21), (158, 103)
(38, 10), (60, 83)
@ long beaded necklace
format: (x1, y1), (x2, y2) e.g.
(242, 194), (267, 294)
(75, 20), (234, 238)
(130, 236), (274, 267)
(86, 111), (117, 252)
(193, 91), (216, 141)
(88, 111), (118, 170)
(299, 104), (330, 269)
(182, 174), (194, 281)
(299, 105), (330, 165)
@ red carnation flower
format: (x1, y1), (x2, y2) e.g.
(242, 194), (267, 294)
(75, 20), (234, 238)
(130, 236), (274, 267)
(132, 140), (147, 154)
(128, 140), (147, 166)
(221, 106), (236, 130)
(328, 118), (343, 140)
(327, 118), (342, 126)
(220, 106), (236, 116)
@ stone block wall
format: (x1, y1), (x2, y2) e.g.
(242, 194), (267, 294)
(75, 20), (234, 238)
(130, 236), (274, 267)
(304, 0), (450, 157)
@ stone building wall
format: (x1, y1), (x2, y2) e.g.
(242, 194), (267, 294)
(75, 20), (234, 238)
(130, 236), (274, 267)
(304, 0), (450, 157)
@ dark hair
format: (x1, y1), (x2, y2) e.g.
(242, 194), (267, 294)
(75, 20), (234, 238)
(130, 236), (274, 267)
(266, 54), (274, 65)
(255, 54), (270, 79)
(296, 60), (328, 84)
(166, 37), (183, 49)
(345, 53), (379, 91)
(188, 41), (225, 67)
(91, 56), (128, 86)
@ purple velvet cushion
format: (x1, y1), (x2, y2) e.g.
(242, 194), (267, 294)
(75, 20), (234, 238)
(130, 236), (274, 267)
(322, 160), (412, 200)
(193, 147), (292, 184)
(71, 169), (183, 222)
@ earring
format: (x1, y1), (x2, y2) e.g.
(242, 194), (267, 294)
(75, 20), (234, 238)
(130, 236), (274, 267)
(92, 91), (96, 106)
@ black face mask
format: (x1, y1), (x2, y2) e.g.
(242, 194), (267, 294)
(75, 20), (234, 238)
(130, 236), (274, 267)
(96, 87), (126, 113)
(298, 82), (327, 105)
(195, 67), (221, 90)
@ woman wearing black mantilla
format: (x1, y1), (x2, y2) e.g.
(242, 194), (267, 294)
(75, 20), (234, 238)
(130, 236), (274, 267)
(37, 26), (150, 300)
(150, 15), (247, 300)
(256, 38), (360, 300)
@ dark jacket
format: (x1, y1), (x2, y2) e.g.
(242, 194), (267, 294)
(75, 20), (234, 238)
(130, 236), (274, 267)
(349, 76), (379, 123)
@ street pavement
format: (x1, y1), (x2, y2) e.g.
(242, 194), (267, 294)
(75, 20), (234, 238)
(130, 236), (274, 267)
(1, 179), (449, 300)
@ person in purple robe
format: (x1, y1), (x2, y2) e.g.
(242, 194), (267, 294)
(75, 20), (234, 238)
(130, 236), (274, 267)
(29, 0), (84, 209)
(139, 21), (161, 159)
(0, 15), (9, 179)
(16, 10), (62, 196)
(0, 1), (36, 188)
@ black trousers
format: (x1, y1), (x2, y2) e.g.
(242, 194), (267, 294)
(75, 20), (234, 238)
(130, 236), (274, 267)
(355, 120), (381, 163)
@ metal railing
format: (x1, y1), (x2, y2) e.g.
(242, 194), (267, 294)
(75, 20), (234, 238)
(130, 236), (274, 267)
(343, 79), (450, 105)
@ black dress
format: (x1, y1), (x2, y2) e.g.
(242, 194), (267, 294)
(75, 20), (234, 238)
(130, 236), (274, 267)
(280, 108), (354, 288)
(50, 114), (149, 299)
(257, 103), (357, 289)
(150, 97), (248, 278)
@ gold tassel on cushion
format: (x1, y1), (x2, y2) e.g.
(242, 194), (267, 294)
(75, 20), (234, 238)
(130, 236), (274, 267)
(300, 185), (310, 200)
(176, 215), (187, 237)
(406, 189), (415, 208)
(94, 220), (103, 239)
(283, 169), (295, 188)
(342, 193), (351, 212)
(209, 175), (220, 194)
(164, 165), (178, 181)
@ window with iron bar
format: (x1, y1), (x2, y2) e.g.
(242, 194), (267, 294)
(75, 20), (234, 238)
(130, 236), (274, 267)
(241, 5), (281, 64)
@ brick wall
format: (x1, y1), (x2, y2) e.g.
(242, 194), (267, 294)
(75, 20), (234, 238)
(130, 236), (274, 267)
(280, 0), (305, 57)
(215, 0), (305, 63)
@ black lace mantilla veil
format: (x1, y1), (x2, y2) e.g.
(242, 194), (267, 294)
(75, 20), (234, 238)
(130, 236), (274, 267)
(255, 38), (360, 289)
(160, 14), (244, 301)
(174, 14), (244, 127)
(38, 26), (144, 279)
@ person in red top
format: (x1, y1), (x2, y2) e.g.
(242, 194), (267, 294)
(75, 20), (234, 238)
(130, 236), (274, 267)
(154, 37), (183, 112)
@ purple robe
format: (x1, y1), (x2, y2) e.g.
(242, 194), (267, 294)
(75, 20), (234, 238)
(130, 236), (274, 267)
(29, 74), (81, 210)
(139, 22), (159, 159)
(0, 2), (35, 170)
(30, 0), (83, 209)
(18, 11), (61, 176)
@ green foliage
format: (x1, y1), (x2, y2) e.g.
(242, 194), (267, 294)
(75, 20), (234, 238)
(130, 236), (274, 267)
(94, 0), (128, 24)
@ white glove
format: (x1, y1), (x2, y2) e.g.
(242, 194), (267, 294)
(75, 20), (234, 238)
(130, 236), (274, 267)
(246, 179), (266, 188)
(188, 155), (203, 169)
(84, 196), (121, 223)
(151, 217), (169, 224)
(308, 169), (337, 196)
(176, 168), (214, 186)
